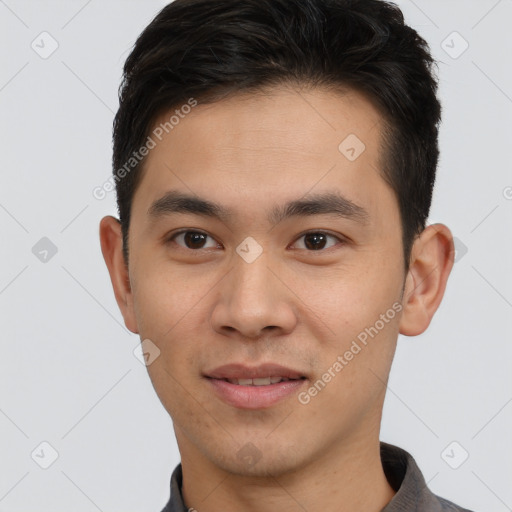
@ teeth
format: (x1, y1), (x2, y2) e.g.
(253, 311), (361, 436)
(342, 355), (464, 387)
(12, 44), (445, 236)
(227, 377), (296, 386)
(252, 377), (271, 385)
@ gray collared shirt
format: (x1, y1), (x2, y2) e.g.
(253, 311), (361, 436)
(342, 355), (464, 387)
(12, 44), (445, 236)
(160, 442), (476, 511)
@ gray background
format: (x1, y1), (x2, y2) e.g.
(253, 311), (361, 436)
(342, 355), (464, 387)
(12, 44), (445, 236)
(1, 0), (511, 510)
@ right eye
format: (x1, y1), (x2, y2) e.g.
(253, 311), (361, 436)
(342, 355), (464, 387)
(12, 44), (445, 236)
(167, 230), (222, 251)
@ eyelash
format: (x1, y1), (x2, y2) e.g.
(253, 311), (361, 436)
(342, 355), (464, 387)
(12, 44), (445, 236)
(166, 229), (346, 253)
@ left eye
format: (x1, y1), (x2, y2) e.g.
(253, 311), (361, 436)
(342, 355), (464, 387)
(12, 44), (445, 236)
(291, 232), (342, 251)
(170, 230), (220, 250)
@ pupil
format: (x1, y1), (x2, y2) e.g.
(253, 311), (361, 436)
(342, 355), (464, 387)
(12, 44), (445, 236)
(305, 233), (326, 250)
(185, 232), (206, 249)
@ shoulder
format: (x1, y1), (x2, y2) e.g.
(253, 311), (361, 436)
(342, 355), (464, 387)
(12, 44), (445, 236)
(437, 495), (477, 512)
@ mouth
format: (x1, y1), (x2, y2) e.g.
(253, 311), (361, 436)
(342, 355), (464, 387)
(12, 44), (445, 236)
(205, 362), (307, 381)
(219, 376), (306, 386)
(204, 363), (308, 409)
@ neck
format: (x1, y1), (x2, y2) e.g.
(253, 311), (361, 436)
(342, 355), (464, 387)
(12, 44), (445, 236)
(179, 434), (395, 512)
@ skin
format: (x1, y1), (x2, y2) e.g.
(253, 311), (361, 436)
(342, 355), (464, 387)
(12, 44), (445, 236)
(100, 85), (454, 512)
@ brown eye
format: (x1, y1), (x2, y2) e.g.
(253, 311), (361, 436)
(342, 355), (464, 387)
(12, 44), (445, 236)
(184, 232), (207, 249)
(304, 233), (327, 250)
(293, 231), (342, 251)
(171, 231), (219, 250)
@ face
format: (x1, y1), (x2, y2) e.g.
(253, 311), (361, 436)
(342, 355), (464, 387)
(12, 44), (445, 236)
(114, 86), (409, 476)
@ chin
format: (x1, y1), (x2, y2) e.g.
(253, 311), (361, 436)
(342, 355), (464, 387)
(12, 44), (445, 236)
(207, 438), (309, 479)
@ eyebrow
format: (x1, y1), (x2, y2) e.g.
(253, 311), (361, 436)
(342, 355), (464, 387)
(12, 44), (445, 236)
(147, 189), (369, 226)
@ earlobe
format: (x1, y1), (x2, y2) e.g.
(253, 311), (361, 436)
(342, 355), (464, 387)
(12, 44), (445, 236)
(399, 224), (454, 336)
(99, 216), (139, 334)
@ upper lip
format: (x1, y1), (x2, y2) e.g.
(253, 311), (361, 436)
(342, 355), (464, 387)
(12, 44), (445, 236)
(205, 363), (306, 380)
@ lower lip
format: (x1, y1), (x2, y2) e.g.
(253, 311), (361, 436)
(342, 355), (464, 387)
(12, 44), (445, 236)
(207, 378), (307, 409)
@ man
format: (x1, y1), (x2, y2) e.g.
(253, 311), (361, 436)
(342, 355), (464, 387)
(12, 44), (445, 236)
(100, 0), (475, 510)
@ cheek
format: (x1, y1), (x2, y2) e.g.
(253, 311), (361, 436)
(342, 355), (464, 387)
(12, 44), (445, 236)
(306, 261), (403, 339)
(131, 265), (215, 389)
(302, 299), (400, 433)
(303, 259), (403, 398)
(131, 261), (212, 339)
(144, 354), (204, 433)
(133, 269), (207, 419)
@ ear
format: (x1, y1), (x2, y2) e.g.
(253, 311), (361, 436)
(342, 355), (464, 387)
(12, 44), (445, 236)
(99, 216), (139, 334)
(399, 223), (454, 336)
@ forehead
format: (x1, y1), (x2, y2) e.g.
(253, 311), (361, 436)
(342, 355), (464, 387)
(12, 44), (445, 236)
(131, 85), (395, 228)
(149, 84), (383, 162)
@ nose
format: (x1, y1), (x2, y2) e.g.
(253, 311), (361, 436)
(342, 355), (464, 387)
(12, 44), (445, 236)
(210, 251), (298, 340)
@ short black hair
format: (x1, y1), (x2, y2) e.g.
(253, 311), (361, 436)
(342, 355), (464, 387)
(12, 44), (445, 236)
(113, 0), (441, 269)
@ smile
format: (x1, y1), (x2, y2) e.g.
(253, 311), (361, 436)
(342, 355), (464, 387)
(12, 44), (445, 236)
(223, 376), (305, 386)
(204, 363), (308, 408)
